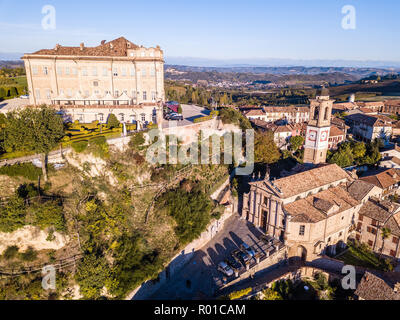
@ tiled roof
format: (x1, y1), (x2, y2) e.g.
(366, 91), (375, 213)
(244, 109), (265, 116)
(386, 157), (400, 166)
(262, 106), (309, 113)
(384, 99), (400, 107)
(329, 125), (345, 137)
(333, 102), (359, 111)
(345, 113), (393, 127)
(285, 185), (359, 223)
(347, 180), (377, 201)
(358, 199), (394, 223)
(384, 216), (400, 237)
(359, 107), (376, 114)
(355, 272), (400, 300)
(360, 169), (400, 189)
(270, 164), (351, 199)
(26, 37), (157, 57)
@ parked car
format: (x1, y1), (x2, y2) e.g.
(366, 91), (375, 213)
(233, 249), (250, 265)
(225, 257), (241, 271)
(169, 114), (183, 121)
(241, 243), (256, 258)
(20, 95), (29, 99)
(218, 261), (234, 277)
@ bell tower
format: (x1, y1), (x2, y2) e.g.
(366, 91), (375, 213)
(303, 88), (335, 165)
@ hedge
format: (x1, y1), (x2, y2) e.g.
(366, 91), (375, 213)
(228, 288), (252, 300)
(194, 115), (213, 123)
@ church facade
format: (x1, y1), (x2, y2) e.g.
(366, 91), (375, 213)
(242, 164), (362, 261)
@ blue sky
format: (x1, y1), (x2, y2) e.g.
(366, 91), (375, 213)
(0, 0), (399, 62)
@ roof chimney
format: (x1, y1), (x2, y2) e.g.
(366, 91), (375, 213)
(101, 40), (106, 45)
(80, 43), (84, 51)
(54, 44), (60, 51)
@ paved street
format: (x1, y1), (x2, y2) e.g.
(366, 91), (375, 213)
(0, 98), (30, 114)
(162, 104), (211, 128)
(148, 214), (265, 300)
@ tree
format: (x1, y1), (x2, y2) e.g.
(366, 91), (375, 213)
(107, 113), (120, 129)
(254, 131), (281, 165)
(177, 105), (183, 114)
(352, 142), (366, 160)
(262, 288), (283, 300)
(290, 136), (305, 152)
(0, 87), (6, 99)
(129, 132), (145, 151)
(4, 106), (65, 182)
(380, 228), (392, 258)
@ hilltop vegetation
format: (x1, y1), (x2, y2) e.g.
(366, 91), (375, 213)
(0, 108), (232, 300)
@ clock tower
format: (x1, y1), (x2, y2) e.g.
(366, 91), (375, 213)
(303, 88), (334, 165)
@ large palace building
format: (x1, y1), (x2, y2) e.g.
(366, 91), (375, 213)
(22, 37), (165, 128)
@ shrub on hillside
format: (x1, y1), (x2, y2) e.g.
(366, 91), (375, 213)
(20, 247), (37, 262)
(0, 163), (42, 181)
(0, 196), (26, 233)
(32, 201), (66, 232)
(3, 245), (19, 260)
(71, 140), (88, 153)
(159, 184), (213, 244)
(129, 132), (145, 150)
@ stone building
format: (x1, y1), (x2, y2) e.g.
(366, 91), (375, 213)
(242, 164), (361, 261)
(355, 198), (400, 259)
(243, 106), (309, 124)
(22, 37), (165, 128)
(328, 125), (346, 150)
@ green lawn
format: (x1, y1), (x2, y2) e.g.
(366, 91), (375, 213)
(336, 242), (393, 272)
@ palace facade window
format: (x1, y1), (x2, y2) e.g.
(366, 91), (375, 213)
(299, 225), (305, 236)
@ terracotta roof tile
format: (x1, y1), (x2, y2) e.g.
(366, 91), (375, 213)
(285, 185), (359, 223)
(270, 164), (352, 198)
(347, 180), (377, 201)
(360, 169), (400, 189)
(25, 37), (160, 57)
(355, 272), (400, 300)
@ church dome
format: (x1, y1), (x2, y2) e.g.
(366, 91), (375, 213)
(317, 87), (330, 97)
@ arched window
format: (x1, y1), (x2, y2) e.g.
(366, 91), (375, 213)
(324, 106), (330, 121)
(314, 106), (320, 120)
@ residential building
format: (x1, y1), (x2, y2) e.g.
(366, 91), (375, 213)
(355, 272), (400, 300)
(355, 198), (400, 259)
(380, 157), (400, 170)
(250, 119), (302, 149)
(345, 113), (393, 143)
(328, 125), (346, 150)
(243, 106), (309, 124)
(360, 169), (400, 199)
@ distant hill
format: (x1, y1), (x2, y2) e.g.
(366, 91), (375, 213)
(165, 65), (400, 87)
(0, 60), (24, 68)
(165, 57), (400, 68)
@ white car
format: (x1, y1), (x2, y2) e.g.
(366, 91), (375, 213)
(218, 261), (234, 277)
(20, 95), (29, 99)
